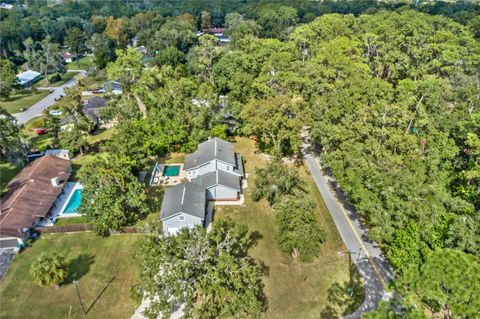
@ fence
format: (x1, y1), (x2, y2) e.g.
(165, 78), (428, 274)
(35, 224), (139, 234)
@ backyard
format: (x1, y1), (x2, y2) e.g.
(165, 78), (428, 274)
(0, 233), (141, 319)
(214, 137), (364, 318)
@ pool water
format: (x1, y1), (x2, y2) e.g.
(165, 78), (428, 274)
(63, 189), (82, 214)
(162, 165), (181, 177)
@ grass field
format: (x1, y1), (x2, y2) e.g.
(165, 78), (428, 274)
(86, 127), (116, 145)
(214, 138), (363, 318)
(67, 56), (94, 71)
(0, 90), (50, 114)
(55, 216), (88, 226)
(0, 161), (21, 195)
(32, 72), (78, 88)
(0, 233), (141, 319)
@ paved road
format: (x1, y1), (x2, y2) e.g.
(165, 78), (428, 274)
(13, 71), (86, 124)
(304, 152), (394, 318)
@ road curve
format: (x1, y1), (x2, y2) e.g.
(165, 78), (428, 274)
(13, 71), (87, 124)
(304, 152), (394, 318)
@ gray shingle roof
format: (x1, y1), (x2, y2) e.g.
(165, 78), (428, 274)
(184, 138), (236, 170)
(191, 170), (240, 191)
(160, 183), (206, 220)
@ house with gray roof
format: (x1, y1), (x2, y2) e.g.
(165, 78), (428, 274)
(159, 138), (245, 235)
(184, 138), (244, 179)
(160, 182), (206, 235)
(191, 170), (241, 200)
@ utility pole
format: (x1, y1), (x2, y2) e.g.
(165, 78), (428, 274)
(73, 280), (86, 317)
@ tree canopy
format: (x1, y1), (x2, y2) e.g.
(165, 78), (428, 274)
(138, 220), (266, 319)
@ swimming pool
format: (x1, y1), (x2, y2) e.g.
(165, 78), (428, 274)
(63, 189), (82, 214)
(162, 165), (181, 177)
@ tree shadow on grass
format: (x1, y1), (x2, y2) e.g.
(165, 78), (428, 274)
(65, 253), (95, 284)
(320, 258), (365, 318)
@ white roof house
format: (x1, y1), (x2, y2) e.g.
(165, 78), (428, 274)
(16, 70), (41, 87)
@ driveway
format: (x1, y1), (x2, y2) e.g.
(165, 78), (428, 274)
(303, 143), (394, 318)
(13, 71), (87, 124)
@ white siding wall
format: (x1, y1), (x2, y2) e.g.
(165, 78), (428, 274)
(186, 160), (239, 179)
(162, 212), (204, 235)
(206, 186), (238, 200)
(216, 160), (235, 173)
(185, 161), (216, 179)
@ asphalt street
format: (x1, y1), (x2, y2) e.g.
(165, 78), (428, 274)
(13, 70), (86, 124)
(304, 152), (394, 318)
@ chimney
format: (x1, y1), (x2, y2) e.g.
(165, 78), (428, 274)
(51, 177), (59, 187)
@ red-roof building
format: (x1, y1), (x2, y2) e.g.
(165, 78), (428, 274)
(0, 156), (71, 249)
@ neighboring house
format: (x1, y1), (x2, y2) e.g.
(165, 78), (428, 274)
(191, 170), (241, 200)
(83, 96), (108, 125)
(63, 52), (78, 63)
(0, 156), (71, 249)
(160, 183), (206, 235)
(60, 115), (75, 131)
(45, 149), (73, 160)
(16, 70), (41, 88)
(199, 27), (230, 44)
(102, 81), (122, 95)
(0, 3), (13, 10)
(184, 138), (244, 179)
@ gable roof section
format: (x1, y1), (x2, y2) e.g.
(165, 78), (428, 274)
(191, 170), (240, 191)
(184, 138), (236, 170)
(0, 156), (71, 237)
(160, 183), (206, 221)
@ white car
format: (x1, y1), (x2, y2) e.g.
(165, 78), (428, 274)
(49, 110), (62, 116)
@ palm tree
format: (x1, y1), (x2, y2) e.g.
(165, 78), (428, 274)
(30, 254), (68, 288)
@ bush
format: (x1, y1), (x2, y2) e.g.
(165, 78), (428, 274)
(50, 73), (62, 83)
(30, 254), (68, 288)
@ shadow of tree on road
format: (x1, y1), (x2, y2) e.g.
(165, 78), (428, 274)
(320, 258), (365, 318)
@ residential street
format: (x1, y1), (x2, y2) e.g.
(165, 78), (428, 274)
(303, 152), (394, 318)
(13, 70), (86, 124)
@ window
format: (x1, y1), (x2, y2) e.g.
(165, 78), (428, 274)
(179, 216), (185, 222)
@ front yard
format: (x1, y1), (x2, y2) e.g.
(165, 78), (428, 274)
(0, 233), (141, 319)
(0, 90), (50, 114)
(214, 137), (363, 318)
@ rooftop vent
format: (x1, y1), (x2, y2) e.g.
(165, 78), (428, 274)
(51, 177), (59, 187)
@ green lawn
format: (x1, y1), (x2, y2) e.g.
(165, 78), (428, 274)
(214, 138), (364, 318)
(0, 233), (141, 319)
(67, 56), (94, 71)
(0, 90), (50, 114)
(0, 161), (21, 195)
(86, 127), (116, 145)
(32, 72), (78, 88)
(55, 216), (88, 226)
(71, 153), (109, 180)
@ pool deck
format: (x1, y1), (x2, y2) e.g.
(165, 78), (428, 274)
(51, 182), (83, 219)
(150, 163), (185, 186)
